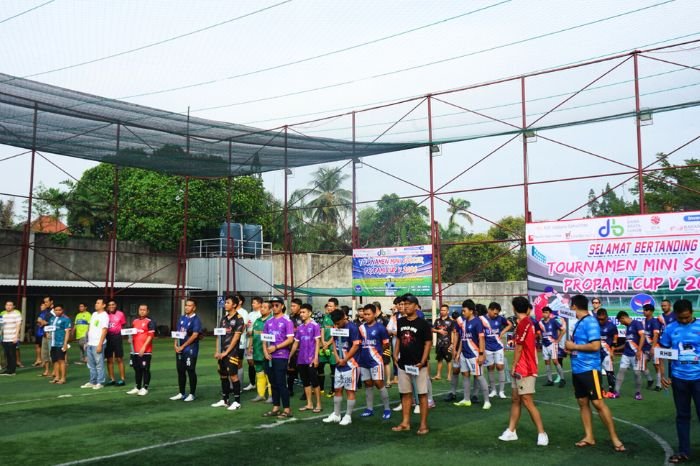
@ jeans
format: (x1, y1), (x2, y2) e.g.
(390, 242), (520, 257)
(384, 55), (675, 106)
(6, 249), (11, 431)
(87, 345), (105, 385)
(265, 358), (290, 408)
(2, 341), (17, 374)
(671, 376), (700, 456)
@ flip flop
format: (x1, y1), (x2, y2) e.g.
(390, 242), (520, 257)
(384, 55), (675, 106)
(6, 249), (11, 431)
(49, 379), (58, 384)
(575, 440), (595, 448)
(277, 411), (293, 419)
(313, 407), (322, 413)
(416, 428), (430, 436)
(38, 373), (48, 377)
(669, 454), (689, 463)
(431, 377), (441, 381)
(392, 424), (411, 432)
(262, 410), (280, 417)
(298, 406), (313, 412)
(56, 380), (66, 385)
(613, 443), (627, 453)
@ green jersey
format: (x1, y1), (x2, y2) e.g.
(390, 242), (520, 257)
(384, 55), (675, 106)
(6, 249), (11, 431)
(74, 311), (92, 340)
(319, 313), (336, 364)
(252, 313), (272, 361)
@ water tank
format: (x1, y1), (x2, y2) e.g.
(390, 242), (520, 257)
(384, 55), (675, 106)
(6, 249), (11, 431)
(242, 224), (263, 256)
(219, 223), (243, 253)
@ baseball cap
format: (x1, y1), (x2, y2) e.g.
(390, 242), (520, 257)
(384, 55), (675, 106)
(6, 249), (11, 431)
(269, 296), (284, 304)
(402, 294), (419, 305)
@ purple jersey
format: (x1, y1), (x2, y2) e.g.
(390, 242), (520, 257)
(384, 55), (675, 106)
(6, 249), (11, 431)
(644, 316), (662, 351)
(358, 322), (389, 368)
(457, 316), (484, 359)
(334, 321), (361, 371)
(623, 319), (645, 357)
(263, 315), (295, 359)
(294, 321), (321, 365)
(599, 319), (618, 355)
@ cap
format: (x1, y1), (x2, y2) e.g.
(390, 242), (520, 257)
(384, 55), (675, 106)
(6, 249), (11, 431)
(402, 294), (419, 305)
(269, 296), (284, 304)
(544, 286), (554, 293)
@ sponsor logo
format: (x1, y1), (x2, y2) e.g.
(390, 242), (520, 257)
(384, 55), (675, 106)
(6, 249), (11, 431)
(684, 215), (700, 222)
(528, 235), (535, 242)
(598, 219), (625, 238)
(354, 285), (362, 293)
(630, 293), (655, 315)
(651, 215), (661, 225)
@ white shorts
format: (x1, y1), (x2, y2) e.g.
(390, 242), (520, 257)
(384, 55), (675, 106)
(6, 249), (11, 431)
(334, 367), (359, 392)
(460, 356), (482, 376)
(542, 345), (556, 361)
(645, 350), (660, 366)
(601, 353), (614, 372)
(484, 349), (504, 367)
(360, 365), (384, 382)
(620, 354), (646, 371)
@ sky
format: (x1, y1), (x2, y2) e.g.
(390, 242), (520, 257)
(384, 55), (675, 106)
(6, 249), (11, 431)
(0, 0), (699, 237)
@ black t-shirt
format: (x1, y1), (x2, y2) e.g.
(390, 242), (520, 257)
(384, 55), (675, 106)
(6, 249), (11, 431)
(397, 316), (432, 369)
(220, 312), (244, 352)
(290, 313), (304, 329)
(433, 318), (454, 348)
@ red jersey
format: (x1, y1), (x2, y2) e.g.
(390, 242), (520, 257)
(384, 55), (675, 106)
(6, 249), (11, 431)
(514, 318), (537, 377)
(131, 317), (156, 354)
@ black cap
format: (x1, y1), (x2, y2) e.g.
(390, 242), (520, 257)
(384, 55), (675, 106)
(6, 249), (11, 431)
(269, 296), (284, 304)
(402, 294), (419, 305)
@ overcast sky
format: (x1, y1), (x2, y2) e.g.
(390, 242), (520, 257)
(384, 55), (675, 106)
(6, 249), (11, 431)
(1, 0), (698, 236)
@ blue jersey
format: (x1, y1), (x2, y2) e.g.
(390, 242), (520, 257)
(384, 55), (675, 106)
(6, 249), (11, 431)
(457, 316), (483, 359)
(660, 319), (700, 381)
(599, 319), (618, 355)
(177, 313), (203, 357)
(335, 322), (361, 371)
(36, 310), (50, 338)
(570, 315), (601, 374)
(623, 319), (645, 357)
(538, 318), (561, 347)
(358, 322), (389, 368)
(49, 315), (72, 348)
(643, 317), (662, 352)
(660, 312), (676, 328)
(483, 315), (508, 351)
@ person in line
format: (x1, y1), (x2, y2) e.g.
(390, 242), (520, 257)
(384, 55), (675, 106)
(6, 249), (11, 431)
(597, 308), (618, 396)
(262, 297), (295, 418)
(432, 304), (454, 382)
(287, 298), (304, 398)
(318, 299), (338, 397)
(538, 306), (565, 387)
(659, 299), (700, 464)
(234, 292), (249, 389)
(613, 311), (646, 400)
(32, 302), (48, 367)
(643, 304), (663, 391)
(243, 296), (263, 392)
(499, 296), (548, 446)
(251, 299), (273, 402)
(566, 294), (625, 452)
(37, 297), (54, 377)
(48, 304), (72, 384)
(444, 310), (461, 402)
(323, 308), (361, 426)
(73, 303), (91, 364)
(126, 304), (156, 396)
(289, 303), (322, 413)
(391, 294), (432, 435)
(81, 298), (109, 389)
(0, 300), (22, 376)
(211, 296), (244, 410)
(105, 300), (127, 386)
(170, 299), (202, 402)
(358, 303), (391, 420)
(453, 299), (490, 410)
(483, 301), (512, 398)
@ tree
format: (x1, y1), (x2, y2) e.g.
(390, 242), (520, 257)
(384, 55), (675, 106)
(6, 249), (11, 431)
(447, 197), (473, 227)
(632, 155), (700, 212)
(0, 198), (15, 228)
(293, 166), (351, 226)
(357, 194), (431, 247)
(441, 233), (521, 283)
(587, 183), (639, 217)
(32, 182), (69, 221)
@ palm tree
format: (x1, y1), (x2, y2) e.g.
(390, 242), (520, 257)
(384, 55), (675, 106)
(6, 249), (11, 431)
(447, 197), (473, 232)
(293, 166), (351, 227)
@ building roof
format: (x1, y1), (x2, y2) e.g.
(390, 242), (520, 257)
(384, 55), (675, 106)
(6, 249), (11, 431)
(0, 279), (199, 290)
(29, 215), (69, 234)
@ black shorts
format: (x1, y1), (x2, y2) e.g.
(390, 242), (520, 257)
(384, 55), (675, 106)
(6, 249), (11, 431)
(436, 346), (452, 362)
(105, 334), (124, 358)
(287, 353), (298, 372)
(50, 347), (66, 362)
(298, 363), (320, 388)
(35, 336), (43, 346)
(573, 370), (604, 400)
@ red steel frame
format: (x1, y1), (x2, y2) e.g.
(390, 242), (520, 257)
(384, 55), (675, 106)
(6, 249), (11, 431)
(5, 38), (700, 323)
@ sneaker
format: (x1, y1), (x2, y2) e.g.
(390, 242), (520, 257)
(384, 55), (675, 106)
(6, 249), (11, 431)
(137, 388), (148, 396)
(444, 392), (457, 402)
(654, 386), (662, 392)
(266, 397), (273, 404)
(413, 405), (420, 414)
(339, 414), (352, 426)
(211, 399), (228, 408)
(553, 375), (561, 384)
(116, 380), (126, 387)
(489, 389), (497, 398)
(320, 390), (325, 395)
(80, 382), (95, 389)
(428, 400), (436, 409)
(126, 387), (140, 395)
(243, 384), (255, 392)
(360, 409), (374, 417)
(498, 391), (507, 399)
(106, 380), (116, 386)
(483, 401), (492, 410)
(251, 395), (265, 402)
(0, 372), (16, 376)
(558, 379), (566, 388)
(537, 432), (549, 446)
(227, 401), (241, 411)
(453, 399), (472, 407)
(382, 409), (391, 420)
(634, 392), (643, 401)
(170, 393), (185, 401)
(544, 380), (555, 387)
(183, 394), (195, 402)
(392, 404), (403, 412)
(325, 392), (334, 398)
(323, 413), (342, 423)
(499, 429), (518, 442)
(646, 380), (654, 389)
(92, 384), (104, 390)
(608, 391), (620, 399)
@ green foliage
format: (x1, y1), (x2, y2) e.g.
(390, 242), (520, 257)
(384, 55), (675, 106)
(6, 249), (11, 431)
(0, 198), (16, 228)
(357, 194), (431, 247)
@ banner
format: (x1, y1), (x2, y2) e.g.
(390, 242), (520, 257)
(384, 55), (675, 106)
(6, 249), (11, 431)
(352, 245), (433, 297)
(526, 211), (700, 319)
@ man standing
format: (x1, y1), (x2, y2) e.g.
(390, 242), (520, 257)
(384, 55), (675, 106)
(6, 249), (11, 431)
(613, 311), (646, 400)
(318, 299), (338, 397)
(287, 298), (304, 397)
(323, 308), (361, 426)
(262, 297), (295, 418)
(454, 299), (490, 410)
(643, 304), (663, 391)
(289, 303), (322, 413)
(234, 293), (249, 389)
(659, 299), (700, 464)
(538, 306), (565, 387)
(597, 308), (618, 396)
(251, 299), (272, 402)
(432, 304), (454, 382)
(38, 297), (55, 378)
(211, 296), (244, 411)
(170, 298), (202, 402)
(126, 304), (156, 396)
(73, 303), (91, 364)
(566, 294), (625, 451)
(0, 300), (22, 376)
(483, 301), (513, 398)
(244, 296), (263, 392)
(105, 300), (127, 386)
(48, 304), (72, 384)
(82, 298), (109, 389)
(659, 299), (676, 327)
(391, 294), (432, 435)
(499, 296), (548, 445)
(358, 303), (392, 420)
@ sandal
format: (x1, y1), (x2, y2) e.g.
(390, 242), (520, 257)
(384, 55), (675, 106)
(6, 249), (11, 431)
(277, 411), (293, 419)
(575, 440), (595, 448)
(669, 454), (689, 463)
(613, 443), (627, 453)
(313, 407), (322, 413)
(56, 380), (66, 385)
(49, 379), (59, 384)
(416, 428), (430, 435)
(262, 410), (280, 417)
(392, 424), (411, 432)
(298, 406), (313, 412)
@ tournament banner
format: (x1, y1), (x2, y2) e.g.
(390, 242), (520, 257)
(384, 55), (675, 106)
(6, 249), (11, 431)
(526, 211), (700, 321)
(352, 245), (433, 297)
